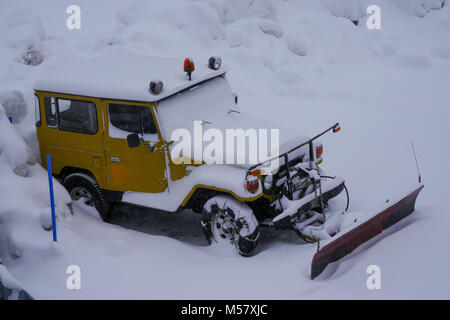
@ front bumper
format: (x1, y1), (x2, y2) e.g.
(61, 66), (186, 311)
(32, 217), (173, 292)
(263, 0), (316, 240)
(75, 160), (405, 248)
(272, 176), (345, 229)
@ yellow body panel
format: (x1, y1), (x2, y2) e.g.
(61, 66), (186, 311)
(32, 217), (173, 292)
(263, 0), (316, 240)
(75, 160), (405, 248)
(35, 92), (109, 186)
(102, 99), (167, 193)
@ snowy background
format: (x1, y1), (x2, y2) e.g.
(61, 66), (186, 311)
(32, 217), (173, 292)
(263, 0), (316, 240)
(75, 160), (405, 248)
(0, 0), (449, 299)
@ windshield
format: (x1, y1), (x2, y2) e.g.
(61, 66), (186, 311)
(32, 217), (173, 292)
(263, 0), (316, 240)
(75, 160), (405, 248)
(157, 76), (237, 142)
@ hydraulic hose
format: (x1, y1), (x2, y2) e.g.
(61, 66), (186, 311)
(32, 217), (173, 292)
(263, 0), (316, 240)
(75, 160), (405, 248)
(319, 175), (350, 212)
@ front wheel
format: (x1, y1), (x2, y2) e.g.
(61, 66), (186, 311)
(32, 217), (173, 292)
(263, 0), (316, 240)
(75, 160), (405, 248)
(201, 196), (259, 256)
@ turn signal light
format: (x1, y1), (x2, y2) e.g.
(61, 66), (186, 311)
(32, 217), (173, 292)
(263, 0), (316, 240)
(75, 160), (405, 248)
(250, 169), (261, 178)
(246, 179), (259, 193)
(316, 145), (323, 158)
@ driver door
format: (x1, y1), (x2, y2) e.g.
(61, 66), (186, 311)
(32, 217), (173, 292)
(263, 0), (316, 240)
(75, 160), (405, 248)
(103, 100), (167, 193)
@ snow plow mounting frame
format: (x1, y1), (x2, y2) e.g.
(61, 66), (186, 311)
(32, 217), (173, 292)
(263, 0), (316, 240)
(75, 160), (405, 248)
(247, 122), (341, 199)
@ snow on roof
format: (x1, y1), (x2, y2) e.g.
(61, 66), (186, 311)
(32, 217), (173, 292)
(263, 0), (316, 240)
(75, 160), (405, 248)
(34, 48), (227, 103)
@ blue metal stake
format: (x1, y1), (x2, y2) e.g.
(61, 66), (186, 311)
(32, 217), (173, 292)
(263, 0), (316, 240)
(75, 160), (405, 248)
(46, 154), (57, 242)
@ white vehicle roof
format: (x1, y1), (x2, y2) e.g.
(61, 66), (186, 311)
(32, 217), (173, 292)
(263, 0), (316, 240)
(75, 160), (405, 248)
(34, 48), (227, 102)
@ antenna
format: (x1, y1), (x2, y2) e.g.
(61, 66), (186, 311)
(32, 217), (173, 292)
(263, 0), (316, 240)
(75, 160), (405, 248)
(411, 142), (422, 184)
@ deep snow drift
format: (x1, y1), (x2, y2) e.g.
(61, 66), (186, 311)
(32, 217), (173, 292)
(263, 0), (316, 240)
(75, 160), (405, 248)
(0, 0), (449, 299)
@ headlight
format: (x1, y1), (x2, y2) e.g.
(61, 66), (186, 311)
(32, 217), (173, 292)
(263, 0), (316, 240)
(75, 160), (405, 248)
(263, 174), (274, 192)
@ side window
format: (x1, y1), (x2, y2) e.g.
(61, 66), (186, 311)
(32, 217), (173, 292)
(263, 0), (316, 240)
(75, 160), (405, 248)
(57, 98), (97, 134)
(34, 94), (41, 127)
(108, 104), (158, 139)
(44, 96), (57, 128)
(109, 104), (141, 133)
(140, 108), (158, 134)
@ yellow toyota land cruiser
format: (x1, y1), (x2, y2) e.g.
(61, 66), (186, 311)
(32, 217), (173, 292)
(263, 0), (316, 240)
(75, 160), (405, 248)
(34, 49), (345, 256)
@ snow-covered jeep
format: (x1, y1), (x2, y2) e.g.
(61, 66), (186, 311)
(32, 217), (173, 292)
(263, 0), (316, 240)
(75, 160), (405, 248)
(34, 49), (345, 256)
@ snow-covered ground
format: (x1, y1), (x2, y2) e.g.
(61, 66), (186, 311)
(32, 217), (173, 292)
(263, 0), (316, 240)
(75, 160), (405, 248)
(0, 0), (449, 299)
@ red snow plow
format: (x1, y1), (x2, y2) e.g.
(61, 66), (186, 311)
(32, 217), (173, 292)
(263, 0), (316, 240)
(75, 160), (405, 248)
(310, 184), (423, 279)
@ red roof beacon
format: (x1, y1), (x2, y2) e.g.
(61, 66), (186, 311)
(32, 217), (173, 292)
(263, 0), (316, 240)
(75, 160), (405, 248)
(184, 58), (195, 81)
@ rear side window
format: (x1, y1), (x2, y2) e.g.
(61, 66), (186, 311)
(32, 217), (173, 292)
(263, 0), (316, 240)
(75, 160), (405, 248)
(57, 98), (97, 134)
(108, 104), (157, 137)
(43, 96), (98, 134)
(34, 94), (41, 127)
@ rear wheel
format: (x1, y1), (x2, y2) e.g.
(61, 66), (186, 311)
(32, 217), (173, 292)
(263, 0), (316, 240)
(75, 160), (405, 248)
(201, 196), (259, 256)
(63, 173), (111, 222)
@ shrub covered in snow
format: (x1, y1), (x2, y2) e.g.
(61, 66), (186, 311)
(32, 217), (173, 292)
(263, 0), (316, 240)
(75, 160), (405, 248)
(202, 0), (278, 24)
(323, 0), (446, 21)
(0, 10), (46, 66)
(323, 0), (368, 22)
(392, 0), (445, 17)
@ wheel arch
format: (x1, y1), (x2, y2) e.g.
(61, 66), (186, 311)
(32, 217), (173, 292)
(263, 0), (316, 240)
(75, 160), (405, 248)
(59, 166), (97, 182)
(58, 166), (97, 180)
(181, 185), (263, 213)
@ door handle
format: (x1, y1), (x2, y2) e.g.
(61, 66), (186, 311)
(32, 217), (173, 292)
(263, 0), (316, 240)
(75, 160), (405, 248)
(110, 157), (121, 163)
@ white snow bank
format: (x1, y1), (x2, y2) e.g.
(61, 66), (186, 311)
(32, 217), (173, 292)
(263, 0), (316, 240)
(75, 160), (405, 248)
(0, 91), (71, 267)
(323, 0), (368, 21)
(0, 104), (31, 176)
(0, 261), (32, 299)
(0, 90), (28, 124)
(201, 0), (278, 24)
(0, 161), (71, 262)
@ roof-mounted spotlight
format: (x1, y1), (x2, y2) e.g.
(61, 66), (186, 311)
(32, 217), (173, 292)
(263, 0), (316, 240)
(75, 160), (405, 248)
(208, 56), (222, 70)
(184, 58), (195, 81)
(149, 80), (163, 95)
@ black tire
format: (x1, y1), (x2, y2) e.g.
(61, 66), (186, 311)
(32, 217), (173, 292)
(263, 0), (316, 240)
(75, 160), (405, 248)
(63, 172), (111, 222)
(201, 198), (259, 256)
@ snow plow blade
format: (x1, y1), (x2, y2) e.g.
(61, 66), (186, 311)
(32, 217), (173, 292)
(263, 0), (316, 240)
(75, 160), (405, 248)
(310, 185), (424, 279)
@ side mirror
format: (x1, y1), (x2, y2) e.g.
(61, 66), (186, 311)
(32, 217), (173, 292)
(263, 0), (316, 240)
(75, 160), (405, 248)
(127, 133), (140, 148)
(233, 93), (238, 105)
